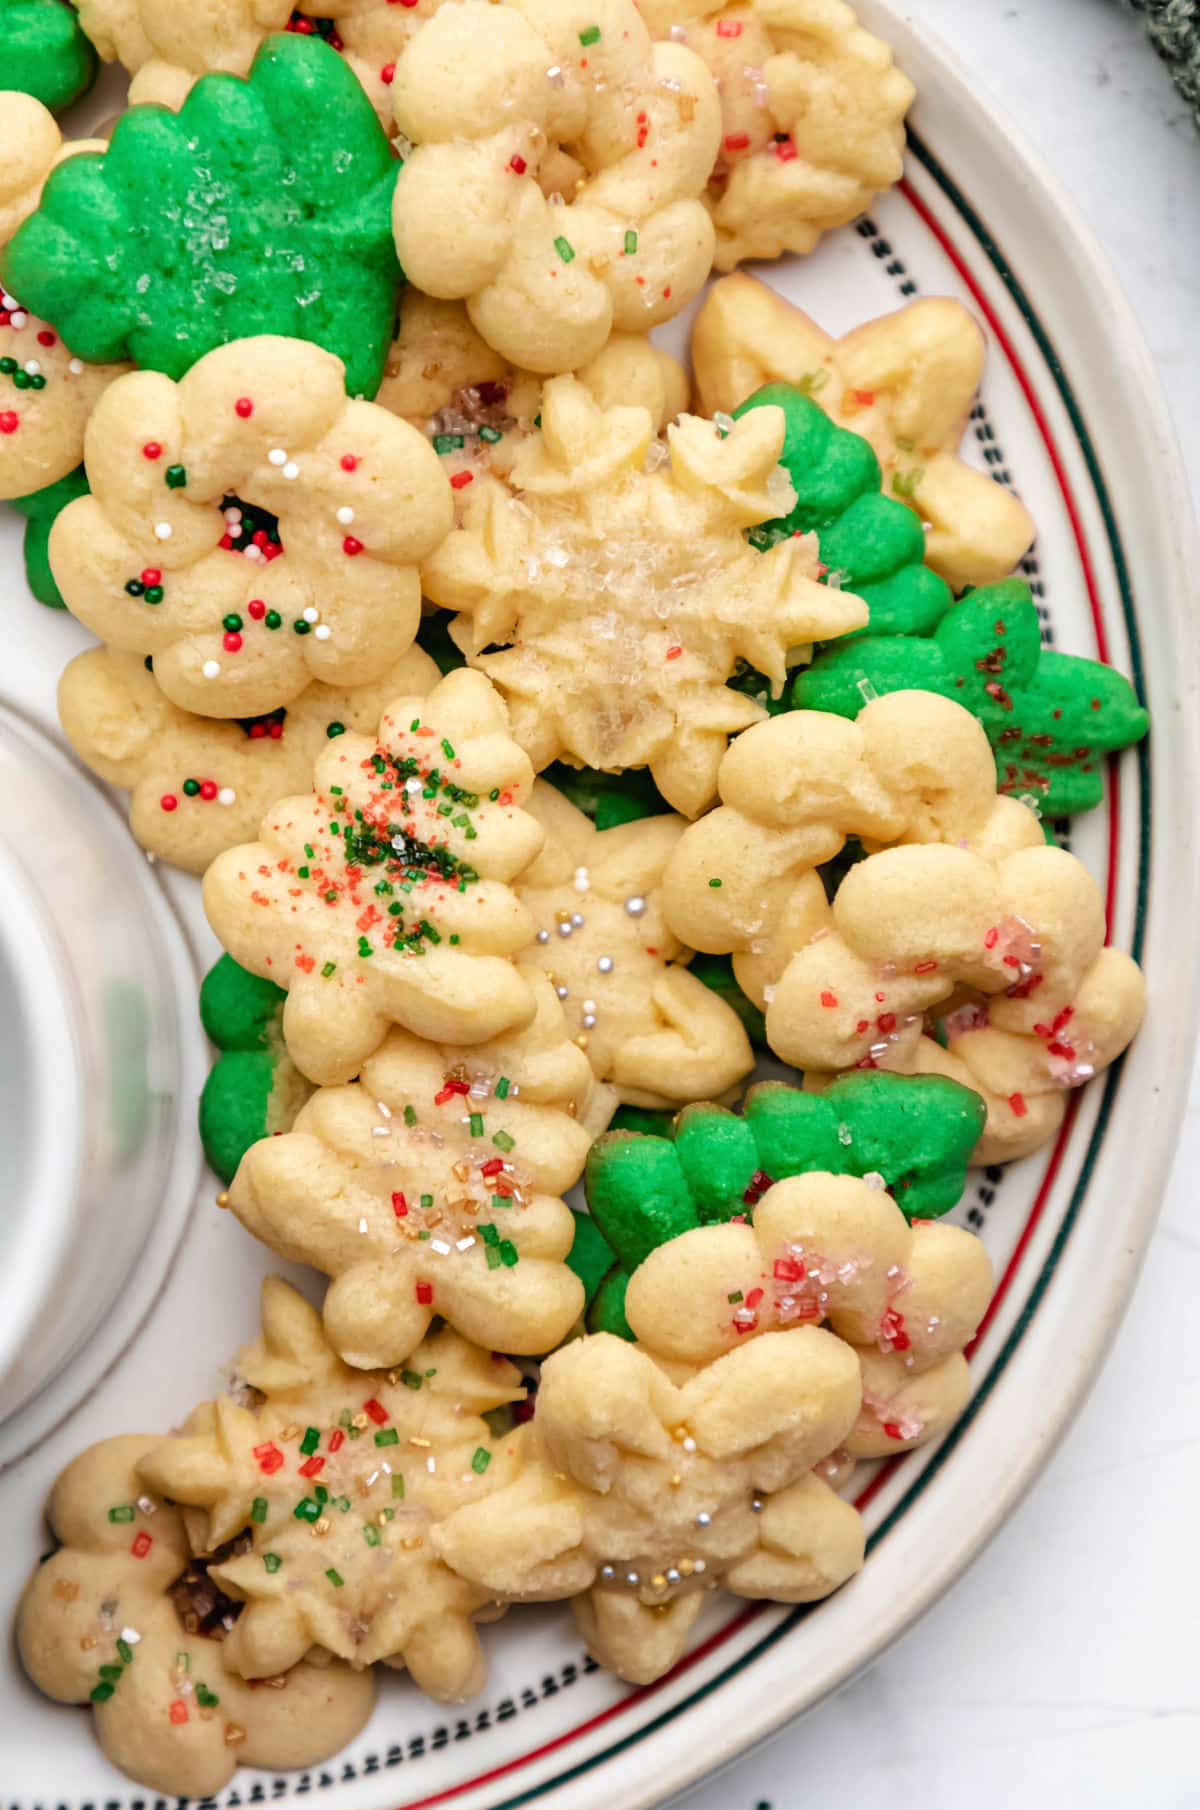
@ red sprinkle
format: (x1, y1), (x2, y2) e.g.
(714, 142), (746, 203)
(247, 597), (266, 620)
(1008, 1092), (1028, 1118)
(983, 926), (999, 949)
(159, 794), (178, 813)
(340, 454), (359, 471)
(415, 1280), (434, 1305)
(724, 131), (751, 152)
(773, 137), (798, 162)
(342, 535), (364, 556)
(140, 567), (161, 585)
(450, 470), (473, 490)
(254, 1441), (284, 1473)
(745, 1287), (764, 1310)
(392, 1191), (408, 1217)
(913, 959), (938, 975)
(329, 1429), (345, 1453)
(199, 780), (217, 801)
(481, 1157), (504, 1177)
(130, 1531), (153, 1559)
(298, 1454), (325, 1478)
(881, 1421), (904, 1441)
(877, 1012), (897, 1034)
(774, 1255), (805, 1282)
(142, 441), (162, 460)
(169, 1700), (188, 1726)
(36, 328), (56, 346)
(363, 1398), (389, 1425)
(509, 154), (528, 175)
(0, 412), (18, 434)
(269, 720), (283, 738)
(716, 18), (743, 34)
(234, 397), (254, 418)
(820, 989), (838, 1008)
(223, 631), (243, 652)
(665, 644), (682, 660)
(380, 62), (395, 83)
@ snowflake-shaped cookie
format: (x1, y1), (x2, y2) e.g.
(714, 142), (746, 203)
(390, 0), (722, 373)
(204, 668), (549, 1084)
(48, 336), (452, 718)
(422, 375), (869, 817)
(663, 690), (1145, 1159)
(436, 1316), (865, 1685)
(58, 643), (440, 875)
(692, 272), (1036, 588)
(16, 1432), (375, 1797)
(640, 0), (913, 269)
(227, 970), (595, 1367)
(136, 1278), (526, 1699)
(516, 779), (753, 1105)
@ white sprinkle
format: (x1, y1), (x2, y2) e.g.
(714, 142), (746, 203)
(376, 1100), (393, 1119)
(154, 521), (172, 540)
(624, 895), (647, 917)
(856, 676), (878, 705)
(713, 410), (735, 436)
(695, 1511), (711, 1527)
(668, 22), (687, 39)
(371, 1125), (391, 1138)
(358, 1216), (368, 1234)
(426, 1455), (436, 1473)
(217, 787), (236, 806)
(573, 865), (590, 893)
(9, 310), (27, 329)
(120, 1626), (142, 1644)
(430, 1238), (452, 1255)
(693, 1559), (707, 1573)
(455, 1235), (475, 1252)
(202, 659), (220, 679)
(601, 1564), (616, 1580)
(681, 1436), (696, 1453)
(597, 955), (614, 974)
(135, 1496), (156, 1515)
(68, 357), (83, 374)
(336, 505), (355, 525)
(23, 359), (40, 376)
(268, 447), (288, 466)
(1, 293), (15, 309)
(302, 606), (319, 623)
(625, 1570), (640, 1586)
(546, 63), (564, 84)
(582, 1014), (596, 1029)
(863, 1170), (886, 1191)
(283, 461), (300, 480)
(555, 983), (569, 1000)
(224, 506), (243, 525)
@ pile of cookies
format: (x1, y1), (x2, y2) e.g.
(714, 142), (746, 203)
(2, 4), (1148, 1795)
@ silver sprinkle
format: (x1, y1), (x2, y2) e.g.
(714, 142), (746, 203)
(536, 929), (551, 944)
(624, 895), (647, 917)
(597, 956), (614, 974)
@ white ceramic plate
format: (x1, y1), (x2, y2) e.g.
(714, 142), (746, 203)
(2, 6), (1198, 1806)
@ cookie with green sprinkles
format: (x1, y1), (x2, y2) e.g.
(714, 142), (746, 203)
(2, 33), (402, 397)
(9, 462), (87, 607)
(199, 954), (313, 1186)
(792, 579), (1150, 818)
(1, 0), (97, 111)
(583, 1070), (986, 1338)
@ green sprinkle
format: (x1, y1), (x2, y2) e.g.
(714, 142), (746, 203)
(441, 738), (456, 759)
(554, 236), (575, 264)
(895, 434), (916, 452)
(337, 1495), (351, 1513)
(727, 1290), (744, 1304)
(479, 1223), (500, 1246)
(358, 936), (374, 958)
(98, 1663), (124, 1681)
(304, 843), (315, 858)
(499, 1239), (519, 1267)
(315, 1485), (329, 1504)
(420, 1193), (434, 1208)
(116, 1639), (133, 1664)
(495, 1076), (510, 1099)
(624, 229), (638, 255)
(300, 1426), (320, 1456)
(375, 1427), (400, 1446)
(263, 1551), (283, 1573)
(471, 1445), (492, 1473)
(143, 584), (164, 604)
(321, 961), (337, 978)
(326, 721), (346, 738)
(382, 1506), (395, 1521)
(265, 609), (282, 629)
(363, 1523), (381, 1547)
(492, 1130), (515, 1153)
(297, 864), (310, 880)
(469, 1112), (484, 1138)
(293, 1497), (321, 1522)
(392, 1473), (406, 1499)
(89, 1682), (115, 1703)
(449, 934), (460, 945)
(325, 1568), (344, 1588)
(389, 901), (404, 916)
(107, 1505), (135, 1523)
(891, 466), (925, 498)
(797, 369), (831, 396)
(176, 1651), (191, 1672)
(579, 23), (601, 44)
(410, 717), (421, 731)
(485, 1244), (502, 1270)
(403, 1105), (417, 1126)
(251, 1496), (268, 1524)
(491, 1193), (511, 1211)
(433, 433), (464, 454)
(165, 464), (187, 489)
(401, 1369), (423, 1390)
(195, 1684), (220, 1708)
(479, 425), (502, 444)
(294, 618), (312, 635)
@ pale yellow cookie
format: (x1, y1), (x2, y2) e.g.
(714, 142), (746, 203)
(422, 375), (869, 818)
(134, 1278), (526, 1698)
(435, 1320), (864, 1685)
(203, 667), (547, 1083)
(49, 335), (452, 718)
(639, 0), (913, 268)
(662, 691), (1145, 1158)
(516, 779), (753, 1106)
(692, 273), (1037, 587)
(16, 1432), (375, 1797)
(390, 0), (722, 373)
(227, 972), (597, 1367)
(59, 643), (442, 875)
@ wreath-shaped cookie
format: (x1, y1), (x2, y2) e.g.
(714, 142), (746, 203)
(48, 336), (452, 718)
(16, 1433), (375, 1796)
(390, 0), (722, 373)
(58, 642), (440, 874)
(639, 0), (914, 270)
(693, 273), (1036, 588)
(421, 375), (869, 818)
(203, 667), (548, 1084)
(435, 1314), (866, 1685)
(133, 1279), (528, 1698)
(662, 690), (1145, 1160)
(2, 0), (97, 111)
(515, 779), (754, 1107)
(224, 970), (594, 1367)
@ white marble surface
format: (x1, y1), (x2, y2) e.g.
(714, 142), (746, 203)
(680, 5), (1200, 1806)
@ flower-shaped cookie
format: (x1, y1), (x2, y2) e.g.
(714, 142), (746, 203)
(58, 642), (440, 874)
(135, 1278), (527, 1699)
(227, 972), (595, 1367)
(49, 336), (452, 718)
(204, 668), (548, 1082)
(693, 273), (1036, 587)
(663, 691), (1145, 1159)
(422, 375), (869, 818)
(640, 0), (913, 270)
(16, 1432), (375, 1797)
(4, 0), (97, 110)
(516, 779), (753, 1106)
(390, 0), (722, 373)
(0, 93), (103, 251)
(435, 1317), (865, 1685)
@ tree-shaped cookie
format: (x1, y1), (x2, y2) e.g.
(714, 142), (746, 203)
(638, 0), (913, 271)
(16, 1433), (375, 1796)
(3, 34), (403, 398)
(49, 336), (451, 718)
(134, 1278), (527, 1698)
(58, 642), (440, 874)
(422, 375), (868, 818)
(226, 971), (595, 1367)
(793, 579), (1150, 818)
(693, 273), (1036, 587)
(515, 780), (753, 1108)
(390, 0), (721, 374)
(2, 0), (96, 111)
(204, 668), (550, 1084)
(435, 1317), (866, 1686)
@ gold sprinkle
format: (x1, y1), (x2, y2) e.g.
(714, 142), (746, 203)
(280, 1423), (300, 1442)
(651, 1573), (667, 1591)
(588, 252), (611, 276)
(567, 1101), (578, 1118)
(401, 1535), (423, 1551)
(677, 91), (696, 124)
(574, 1034), (589, 1050)
(555, 909), (572, 923)
(669, 1474), (681, 1488)
(215, 1191), (230, 1209)
(224, 1721), (247, 1746)
(387, 1371), (402, 1388)
(312, 1517), (331, 1536)
(679, 1559), (695, 1577)
(409, 1436), (431, 1449)
(452, 1160), (472, 1183)
(79, 1635), (96, 1651)
(351, 1412), (369, 1431)
(53, 1578), (80, 1603)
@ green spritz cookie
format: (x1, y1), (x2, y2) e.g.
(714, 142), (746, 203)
(10, 463), (87, 607)
(2, 0), (97, 112)
(582, 1071), (985, 1338)
(199, 954), (311, 1186)
(737, 383), (954, 639)
(1, 33), (402, 398)
(792, 578), (1149, 817)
